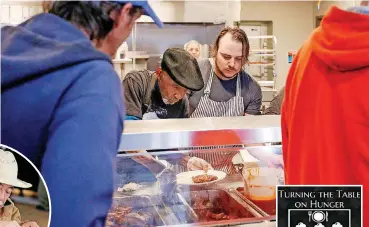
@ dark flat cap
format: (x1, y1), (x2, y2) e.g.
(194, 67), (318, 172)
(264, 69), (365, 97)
(161, 48), (204, 91)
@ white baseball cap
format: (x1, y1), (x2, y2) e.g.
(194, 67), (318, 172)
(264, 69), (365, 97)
(0, 149), (32, 188)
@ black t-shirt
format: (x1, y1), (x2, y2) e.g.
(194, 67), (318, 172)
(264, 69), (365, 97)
(188, 59), (262, 115)
(123, 70), (189, 119)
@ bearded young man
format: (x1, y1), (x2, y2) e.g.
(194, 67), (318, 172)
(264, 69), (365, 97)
(189, 27), (262, 118)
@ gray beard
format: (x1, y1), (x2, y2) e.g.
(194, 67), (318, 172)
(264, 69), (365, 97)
(162, 98), (175, 105)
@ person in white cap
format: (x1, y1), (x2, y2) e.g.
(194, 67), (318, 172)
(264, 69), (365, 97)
(0, 149), (39, 227)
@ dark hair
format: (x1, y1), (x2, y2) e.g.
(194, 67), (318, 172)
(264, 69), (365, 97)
(48, 1), (125, 41)
(212, 27), (250, 65)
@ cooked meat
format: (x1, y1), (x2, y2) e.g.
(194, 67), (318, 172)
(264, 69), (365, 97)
(107, 206), (154, 226)
(206, 210), (230, 220)
(192, 199), (230, 221)
(122, 212), (154, 227)
(108, 206), (133, 224)
(192, 174), (218, 183)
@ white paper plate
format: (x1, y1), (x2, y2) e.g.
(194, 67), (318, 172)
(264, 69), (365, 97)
(176, 170), (227, 186)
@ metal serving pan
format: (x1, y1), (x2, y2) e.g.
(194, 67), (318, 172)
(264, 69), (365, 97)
(160, 192), (199, 225)
(169, 189), (265, 226)
(233, 187), (274, 217)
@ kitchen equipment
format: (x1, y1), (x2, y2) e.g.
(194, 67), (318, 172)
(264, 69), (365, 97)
(176, 170), (227, 186)
(236, 187), (275, 216)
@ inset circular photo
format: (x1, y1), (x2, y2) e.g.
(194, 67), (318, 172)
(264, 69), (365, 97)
(0, 144), (50, 227)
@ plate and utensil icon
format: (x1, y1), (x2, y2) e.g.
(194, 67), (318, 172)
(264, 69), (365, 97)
(295, 211), (343, 227)
(308, 210), (328, 223)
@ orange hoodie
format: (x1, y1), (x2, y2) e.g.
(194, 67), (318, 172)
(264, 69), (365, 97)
(282, 5), (369, 226)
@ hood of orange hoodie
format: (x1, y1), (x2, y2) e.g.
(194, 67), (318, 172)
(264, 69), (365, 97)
(310, 6), (369, 72)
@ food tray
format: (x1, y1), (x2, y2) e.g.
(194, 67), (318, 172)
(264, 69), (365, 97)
(149, 194), (185, 225)
(177, 189), (263, 225)
(106, 196), (165, 227)
(235, 187), (275, 216)
(162, 192), (199, 224)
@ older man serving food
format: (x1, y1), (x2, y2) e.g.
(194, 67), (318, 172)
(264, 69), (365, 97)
(0, 149), (39, 227)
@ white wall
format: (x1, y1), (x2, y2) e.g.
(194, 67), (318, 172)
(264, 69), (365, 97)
(141, 0), (240, 24)
(241, 1), (315, 90)
(314, 0), (360, 17)
(1, 1), (42, 25)
(226, 0), (241, 27)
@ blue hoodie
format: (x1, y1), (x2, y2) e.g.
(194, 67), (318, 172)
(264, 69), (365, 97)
(1, 14), (124, 227)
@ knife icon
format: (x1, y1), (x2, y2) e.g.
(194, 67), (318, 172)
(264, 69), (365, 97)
(326, 211), (328, 222)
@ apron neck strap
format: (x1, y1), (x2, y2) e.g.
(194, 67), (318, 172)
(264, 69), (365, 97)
(236, 73), (241, 97)
(204, 68), (215, 95)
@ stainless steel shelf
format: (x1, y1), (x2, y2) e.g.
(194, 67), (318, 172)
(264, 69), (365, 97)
(120, 116), (281, 151)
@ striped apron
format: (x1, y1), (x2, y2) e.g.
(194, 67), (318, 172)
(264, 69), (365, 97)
(191, 68), (244, 118)
(188, 69), (244, 175)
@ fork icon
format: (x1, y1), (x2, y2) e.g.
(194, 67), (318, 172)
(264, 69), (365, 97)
(308, 211), (312, 222)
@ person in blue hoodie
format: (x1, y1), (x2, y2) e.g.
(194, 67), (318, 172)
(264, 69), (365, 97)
(1, 1), (163, 227)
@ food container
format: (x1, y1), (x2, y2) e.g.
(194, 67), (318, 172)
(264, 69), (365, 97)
(177, 189), (262, 225)
(164, 193), (199, 224)
(106, 196), (165, 227)
(240, 167), (278, 216)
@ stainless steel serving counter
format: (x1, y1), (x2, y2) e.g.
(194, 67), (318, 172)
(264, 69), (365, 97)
(114, 116), (282, 227)
(112, 172), (278, 227)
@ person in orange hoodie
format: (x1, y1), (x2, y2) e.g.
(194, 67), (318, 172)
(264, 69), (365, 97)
(281, 2), (369, 226)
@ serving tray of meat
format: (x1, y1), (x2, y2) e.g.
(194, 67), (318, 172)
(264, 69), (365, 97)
(106, 196), (165, 227)
(179, 189), (262, 225)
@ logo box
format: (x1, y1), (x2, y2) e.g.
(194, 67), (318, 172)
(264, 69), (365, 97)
(276, 185), (362, 227)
